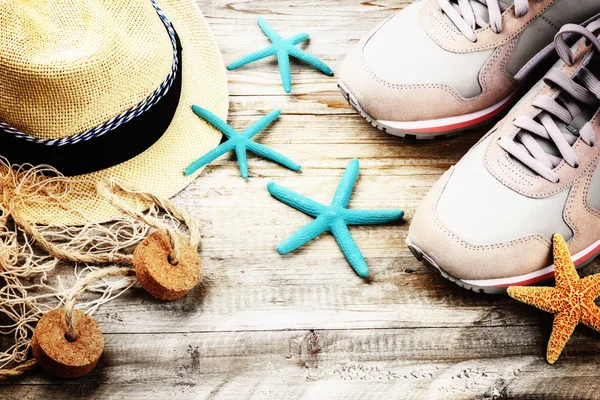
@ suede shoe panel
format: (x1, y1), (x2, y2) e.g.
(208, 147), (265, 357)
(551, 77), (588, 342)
(340, 37), (518, 122)
(363, 0), (494, 98)
(408, 169), (553, 280)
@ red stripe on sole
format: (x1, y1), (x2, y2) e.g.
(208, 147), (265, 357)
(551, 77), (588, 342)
(402, 92), (520, 134)
(490, 242), (600, 288)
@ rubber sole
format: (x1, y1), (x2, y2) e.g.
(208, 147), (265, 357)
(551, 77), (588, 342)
(406, 238), (498, 294)
(406, 237), (600, 295)
(338, 81), (515, 139)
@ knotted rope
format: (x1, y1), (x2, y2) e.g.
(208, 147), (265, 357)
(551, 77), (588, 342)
(0, 164), (202, 379)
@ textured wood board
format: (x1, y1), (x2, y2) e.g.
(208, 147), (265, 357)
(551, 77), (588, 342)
(3, 0), (600, 399)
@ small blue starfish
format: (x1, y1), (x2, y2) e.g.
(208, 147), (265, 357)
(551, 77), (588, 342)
(267, 159), (404, 277)
(185, 106), (301, 179)
(227, 17), (334, 93)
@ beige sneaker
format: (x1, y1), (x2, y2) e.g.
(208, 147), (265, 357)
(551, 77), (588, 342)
(406, 21), (600, 293)
(339, 0), (600, 139)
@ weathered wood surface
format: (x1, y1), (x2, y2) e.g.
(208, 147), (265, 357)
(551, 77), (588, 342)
(3, 0), (600, 399)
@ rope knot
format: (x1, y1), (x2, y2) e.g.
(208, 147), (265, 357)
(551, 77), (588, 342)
(164, 229), (181, 266)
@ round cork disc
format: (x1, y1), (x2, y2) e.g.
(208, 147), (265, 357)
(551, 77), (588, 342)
(31, 308), (104, 378)
(133, 231), (202, 301)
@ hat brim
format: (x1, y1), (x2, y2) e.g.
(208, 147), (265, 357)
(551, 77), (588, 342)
(16, 0), (228, 226)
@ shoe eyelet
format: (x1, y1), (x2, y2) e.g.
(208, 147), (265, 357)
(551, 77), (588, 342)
(573, 163), (579, 169)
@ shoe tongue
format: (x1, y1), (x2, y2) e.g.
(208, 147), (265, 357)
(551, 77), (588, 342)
(498, 0), (514, 8)
(444, 0), (501, 32)
(541, 53), (600, 152)
(470, 0), (517, 23)
(511, 52), (600, 174)
(470, 1), (491, 23)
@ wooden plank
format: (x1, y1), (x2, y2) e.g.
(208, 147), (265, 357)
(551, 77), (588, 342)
(4, 327), (600, 399)
(203, 0), (413, 96)
(4, 0), (600, 398)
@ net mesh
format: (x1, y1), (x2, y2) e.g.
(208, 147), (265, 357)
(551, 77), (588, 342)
(0, 0), (221, 378)
(0, 157), (201, 378)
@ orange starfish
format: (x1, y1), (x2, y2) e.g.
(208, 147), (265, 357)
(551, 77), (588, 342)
(507, 234), (600, 364)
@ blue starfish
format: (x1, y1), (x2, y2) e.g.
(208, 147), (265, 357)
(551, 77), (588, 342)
(227, 17), (334, 93)
(185, 106), (301, 179)
(267, 159), (404, 277)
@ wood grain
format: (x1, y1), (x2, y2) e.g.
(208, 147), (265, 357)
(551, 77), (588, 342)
(5, 327), (600, 399)
(3, 0), (600, 399)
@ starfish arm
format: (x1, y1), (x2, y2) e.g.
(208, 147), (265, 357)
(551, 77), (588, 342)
(581, 304), (600, 333)
(276, 216), (330, 254)
(288, 33), (310, 46)
(243, 109), (281, 139)
(546, 312), (578, 364)
(227, 45), (278, 71)
(246, 141), (301, 172)
(276, 49), (293, 94)
(331, 158), (359, 208)
(192, 106), (238, 139)
(581, 273), (600, 299)
(184, 141), (236, 176)
(330, 219), (369, 277)
(552, 234), (580, 289)
(507, 286), (559, 313)
(267, 182), (327, 217)
(288, 46), (334, 76)
(257, 17), (282, 42)
(234, 144), (249, 179)
(342, 209), (405, 226)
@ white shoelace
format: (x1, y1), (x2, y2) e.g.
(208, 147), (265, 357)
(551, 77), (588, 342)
(498, 22), (600, 183)
(438, 0), (530, 42)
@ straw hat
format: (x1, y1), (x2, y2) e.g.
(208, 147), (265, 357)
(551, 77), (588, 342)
(0, 0), (228, 225)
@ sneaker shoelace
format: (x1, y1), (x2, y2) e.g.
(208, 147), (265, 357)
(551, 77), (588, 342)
(498, 22), (600, 183)
(438, 0), (530, 42)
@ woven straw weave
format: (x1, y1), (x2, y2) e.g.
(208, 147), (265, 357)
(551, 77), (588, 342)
(0, 0), (228, 225)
